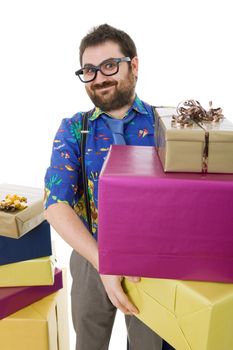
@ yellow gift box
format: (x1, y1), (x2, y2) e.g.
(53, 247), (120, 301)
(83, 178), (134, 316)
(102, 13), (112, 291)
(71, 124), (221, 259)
(0, 254), (55, 287)
(123, 278), (233, 350)
(0, 184), (45, 238)
(0, 269), (69, 350)
(154, 107), (233, 173)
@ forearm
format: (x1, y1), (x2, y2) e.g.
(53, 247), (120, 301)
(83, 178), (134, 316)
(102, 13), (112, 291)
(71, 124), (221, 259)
(44, 203), (139, 315)
(44, 202), (99, 270)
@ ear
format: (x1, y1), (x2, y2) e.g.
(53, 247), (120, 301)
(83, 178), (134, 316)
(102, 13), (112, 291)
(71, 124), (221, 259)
(131, 56), (139, 76)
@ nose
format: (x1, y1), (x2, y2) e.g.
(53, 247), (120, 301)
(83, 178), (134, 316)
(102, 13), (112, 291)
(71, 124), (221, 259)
(93, 69), (109, 84)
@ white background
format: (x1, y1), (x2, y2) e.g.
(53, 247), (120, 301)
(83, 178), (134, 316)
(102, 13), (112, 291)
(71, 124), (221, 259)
(0, 1), (232, 349)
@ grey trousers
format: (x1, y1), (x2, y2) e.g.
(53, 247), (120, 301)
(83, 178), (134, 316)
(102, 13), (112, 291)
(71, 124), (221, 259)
(70, 250), (162, 350)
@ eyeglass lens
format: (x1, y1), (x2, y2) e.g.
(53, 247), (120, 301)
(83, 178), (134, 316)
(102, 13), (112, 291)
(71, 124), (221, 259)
(82, 60), (118, 82)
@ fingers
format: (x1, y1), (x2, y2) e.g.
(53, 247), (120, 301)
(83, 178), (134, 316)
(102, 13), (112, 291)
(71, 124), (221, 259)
(125, 276), (141, 283)
(110, 289), (139, 315)
(100, 274), (139, 315)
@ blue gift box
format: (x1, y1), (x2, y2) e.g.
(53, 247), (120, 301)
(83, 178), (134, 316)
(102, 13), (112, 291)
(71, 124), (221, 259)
(0, 221), (52, 265)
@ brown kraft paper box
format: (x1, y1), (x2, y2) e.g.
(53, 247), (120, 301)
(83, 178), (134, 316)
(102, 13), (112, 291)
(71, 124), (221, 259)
(153, 107), (233, 173)
(0, 184), (45, 238)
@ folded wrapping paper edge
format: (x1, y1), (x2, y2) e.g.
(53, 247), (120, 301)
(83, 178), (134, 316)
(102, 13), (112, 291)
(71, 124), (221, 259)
(0, 209), (45, 239)
(15, 209), (45, 238)
(123, 278), (192, 350)
(123, 278), (233, 350)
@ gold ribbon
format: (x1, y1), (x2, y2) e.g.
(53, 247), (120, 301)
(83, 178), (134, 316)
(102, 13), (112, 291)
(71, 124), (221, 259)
(172, 100), (223, 127)
(171, 100), (224, 173)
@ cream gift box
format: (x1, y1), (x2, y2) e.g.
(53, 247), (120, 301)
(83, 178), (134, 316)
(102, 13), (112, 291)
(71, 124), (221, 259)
(153, 107), (233, 173)
(0, 184), (45, 238)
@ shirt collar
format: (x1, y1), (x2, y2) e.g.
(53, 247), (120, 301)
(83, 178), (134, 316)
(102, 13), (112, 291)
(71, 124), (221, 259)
(89, 95), (149, 121)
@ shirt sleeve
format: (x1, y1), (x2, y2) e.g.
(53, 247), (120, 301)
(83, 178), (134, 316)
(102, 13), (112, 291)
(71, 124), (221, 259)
(44, 116), (81, 209)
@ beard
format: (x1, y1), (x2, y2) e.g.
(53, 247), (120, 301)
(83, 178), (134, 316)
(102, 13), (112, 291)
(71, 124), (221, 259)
(85, 70), (137, 112)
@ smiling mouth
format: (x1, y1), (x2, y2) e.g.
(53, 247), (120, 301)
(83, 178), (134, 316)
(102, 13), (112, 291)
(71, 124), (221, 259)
(94, 85), (116, 95)
(93, 82), (117, 91)
(98, 85), (114, 91)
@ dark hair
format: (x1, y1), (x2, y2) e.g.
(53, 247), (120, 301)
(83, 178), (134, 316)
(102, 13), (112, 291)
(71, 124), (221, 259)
(79, 24), (137, 65)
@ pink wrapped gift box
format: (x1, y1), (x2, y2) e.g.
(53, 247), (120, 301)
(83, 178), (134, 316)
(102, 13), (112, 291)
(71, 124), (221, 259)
(98, 145), (233, 282)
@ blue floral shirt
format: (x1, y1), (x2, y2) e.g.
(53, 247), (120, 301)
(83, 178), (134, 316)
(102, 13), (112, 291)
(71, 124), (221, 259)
(44, 95), (155, 240)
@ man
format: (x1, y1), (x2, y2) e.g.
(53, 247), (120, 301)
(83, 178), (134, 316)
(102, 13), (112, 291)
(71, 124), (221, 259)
(44, 24), (174, 350)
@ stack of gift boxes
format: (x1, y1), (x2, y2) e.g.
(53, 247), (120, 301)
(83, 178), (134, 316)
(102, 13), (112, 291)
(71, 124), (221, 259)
(98, 104), (233, 350)
(0, 184), (69, 350)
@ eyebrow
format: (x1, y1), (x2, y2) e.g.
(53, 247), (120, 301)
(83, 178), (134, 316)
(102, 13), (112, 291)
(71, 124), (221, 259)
(83, 57), (115, 68)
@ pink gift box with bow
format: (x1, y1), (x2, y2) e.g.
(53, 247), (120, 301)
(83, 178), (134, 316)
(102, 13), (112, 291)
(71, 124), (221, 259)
(98, 145), (233, 282)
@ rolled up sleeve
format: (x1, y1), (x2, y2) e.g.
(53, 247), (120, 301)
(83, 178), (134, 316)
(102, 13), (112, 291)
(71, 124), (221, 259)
(44, 117), (81, 209)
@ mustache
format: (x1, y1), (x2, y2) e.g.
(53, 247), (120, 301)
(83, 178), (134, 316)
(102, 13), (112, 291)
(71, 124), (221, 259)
(92, 81), (117, 90)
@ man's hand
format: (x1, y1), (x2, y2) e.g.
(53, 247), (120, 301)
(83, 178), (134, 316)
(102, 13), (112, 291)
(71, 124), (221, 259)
(100, 274), (140, 315)
(125, 276), (141, 283)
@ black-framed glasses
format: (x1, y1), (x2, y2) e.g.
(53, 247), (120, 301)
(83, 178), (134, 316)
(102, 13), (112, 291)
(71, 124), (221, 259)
(75, 57), (131, 83)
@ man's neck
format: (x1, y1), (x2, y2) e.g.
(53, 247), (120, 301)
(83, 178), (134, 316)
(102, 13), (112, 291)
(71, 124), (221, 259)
(105, 95), (135, 119)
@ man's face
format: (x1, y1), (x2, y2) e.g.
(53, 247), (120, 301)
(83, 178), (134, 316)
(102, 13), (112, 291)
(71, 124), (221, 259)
(82, 41), (138, 112)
